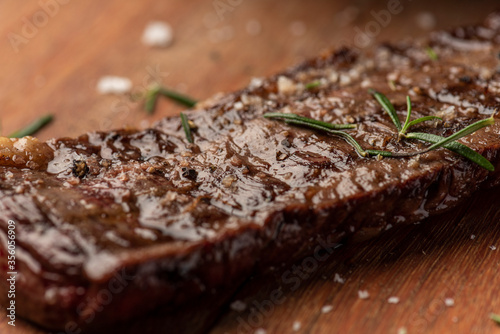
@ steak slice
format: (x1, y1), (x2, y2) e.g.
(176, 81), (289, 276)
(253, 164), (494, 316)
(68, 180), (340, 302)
(1, 12), (500, 332)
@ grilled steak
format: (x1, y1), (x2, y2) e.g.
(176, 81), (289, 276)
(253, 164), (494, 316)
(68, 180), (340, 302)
(1, 12), (500, 332)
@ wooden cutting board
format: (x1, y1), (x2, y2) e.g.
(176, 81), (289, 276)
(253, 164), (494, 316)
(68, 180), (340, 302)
(1, 0), (499, 333)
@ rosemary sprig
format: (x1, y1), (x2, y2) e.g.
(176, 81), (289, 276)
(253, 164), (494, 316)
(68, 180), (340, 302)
(264, 113), (356, 130)
(365, 121), (495, 170)
(264, 113), (366, 157)
(370, 91), (495, 170)
(491, 313), (500, 325)
(144, 85), (197, 114)
(180, 112), (194, 143)
(264, 93), (495, 171)
(9, 114), (54, 138)
(305, 81), (321, 90)
(425, 46), (438, 61)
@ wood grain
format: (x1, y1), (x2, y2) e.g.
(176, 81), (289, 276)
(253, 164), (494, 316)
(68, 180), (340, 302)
(1, 0), (500, 333)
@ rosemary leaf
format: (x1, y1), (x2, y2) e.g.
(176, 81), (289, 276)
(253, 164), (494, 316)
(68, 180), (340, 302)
(425, 46), (438, 61)
(491, 313), (500, 325)
(145, 85), (197, 113)
(263, 112), (356, 130)
(305, 81), (321, 90)
(144, 86), (160, 114)
(158, 87), (197, 108)
(283, 118), (367, 157)
(388, 80), (396, 91)
(400, 96), (413, 137)
(405, 116), (442, 132)
(406, 132), (495, 171)
(180, 112), (194, 143)
(370, 90), (402, 131)
(366, 149), (393, 157)
(9, 115), (54, 138)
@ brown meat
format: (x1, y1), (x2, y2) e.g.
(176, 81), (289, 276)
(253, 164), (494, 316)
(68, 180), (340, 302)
(1, 12), (500, 332)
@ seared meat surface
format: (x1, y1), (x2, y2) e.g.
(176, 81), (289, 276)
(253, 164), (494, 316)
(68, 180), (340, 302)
(1, 12), (500, 331)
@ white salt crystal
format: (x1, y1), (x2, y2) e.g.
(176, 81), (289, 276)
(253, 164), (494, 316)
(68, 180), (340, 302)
(230, 300), (247, 312)
(358, 290), (370, 299)
(292, 321), (301, 331)
(444, 298), (454, 307)
(388, 296), (400, 304)
(333, 273), (345, 284)
(321, 305), (333, 313)
(142, 21), (173, 47)
(96, 76), (132, 95)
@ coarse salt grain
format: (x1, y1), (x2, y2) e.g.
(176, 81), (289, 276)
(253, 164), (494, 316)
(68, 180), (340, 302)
(96, 76), (132, 95)
(230, 300), (247, 312)
(388, 296), (400, 304)
(444, 298), (455, 307)
(334, 273), (345, 284)
(254, 329), (266, 334)
(321, 305), (333, 313)
(358, 290), (369, 299)
(277, 76), (296, 94)
(292, 321), (301, 331)
(142, 21), (173, 47)
(490, 245), (497, 251)
(233, 101), (244, 110)
(470, 234), (476, 240)
(397, 327), (408, 334)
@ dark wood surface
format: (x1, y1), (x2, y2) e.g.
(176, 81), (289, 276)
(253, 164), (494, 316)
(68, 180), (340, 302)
(0, 0), (499, 333)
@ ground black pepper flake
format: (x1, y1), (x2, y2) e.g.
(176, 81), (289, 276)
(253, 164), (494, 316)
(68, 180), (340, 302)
(72, 160), (89, 179)
(181, 167), (198, 180)
(459, 75), (472, 83)
(281, 138), (291, 148)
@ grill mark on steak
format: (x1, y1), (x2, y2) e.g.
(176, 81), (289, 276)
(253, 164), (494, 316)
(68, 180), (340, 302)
(1, 12), (500, 331)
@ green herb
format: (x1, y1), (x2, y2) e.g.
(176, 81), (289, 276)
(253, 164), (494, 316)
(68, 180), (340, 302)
(305, 81), (321, 90)
(425, 46), (438, 61)
(158, 87), (197, 108)
(144, 85), (197, 114)
(264, 113), (366, 157)
(370, 91), (495, 170)
(264, 92), (495, 171)
(421, 117), (494, 152)
(370, 90), (402, 131)
(388, 80), (397, 91)
(144, 86), (160, 114)
(400, 96), (442, 138)
(180, 112), (194, 143)
(406, 132), (495, 171)
(364, 121), (495, 170)
(491, 313), (500, 325)
(264, 113), (356, 130)
(9, 114), (54, 138)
